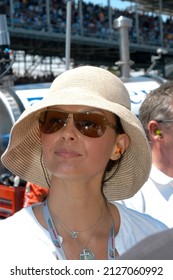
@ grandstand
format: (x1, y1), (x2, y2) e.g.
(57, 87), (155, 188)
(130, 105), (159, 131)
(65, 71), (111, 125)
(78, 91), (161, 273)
(129, 0), (173, 15)
(2, 0), (173, 82)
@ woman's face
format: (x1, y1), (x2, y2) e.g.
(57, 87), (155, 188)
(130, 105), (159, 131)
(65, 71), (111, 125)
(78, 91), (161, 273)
(40, 105), (120, 183)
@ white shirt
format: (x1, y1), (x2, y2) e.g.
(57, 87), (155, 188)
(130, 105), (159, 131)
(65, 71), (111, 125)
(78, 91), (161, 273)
(0, 201), (167, 262)
(120, 165), (173, 228)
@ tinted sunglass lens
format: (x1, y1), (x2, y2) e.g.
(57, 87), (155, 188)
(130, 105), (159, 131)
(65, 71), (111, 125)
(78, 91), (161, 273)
(39, 110), (109, 137)
(74, 113), (106, 138)
(39, 111), (68, 134)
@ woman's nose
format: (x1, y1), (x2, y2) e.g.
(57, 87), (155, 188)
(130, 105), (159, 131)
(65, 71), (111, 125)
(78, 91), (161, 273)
(61, 114), (78, 141)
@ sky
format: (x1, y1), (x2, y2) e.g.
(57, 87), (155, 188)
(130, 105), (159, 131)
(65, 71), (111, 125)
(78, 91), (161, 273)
(83, 0), (133, 10)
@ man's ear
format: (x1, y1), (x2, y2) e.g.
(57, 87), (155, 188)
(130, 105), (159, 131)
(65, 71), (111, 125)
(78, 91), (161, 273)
(110, 134), (130, 160)
(148, 121), (162, 139)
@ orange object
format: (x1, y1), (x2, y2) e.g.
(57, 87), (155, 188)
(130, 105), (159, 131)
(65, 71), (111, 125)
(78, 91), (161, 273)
(0, 184), (25, 218)
(23, 182), (49, 207)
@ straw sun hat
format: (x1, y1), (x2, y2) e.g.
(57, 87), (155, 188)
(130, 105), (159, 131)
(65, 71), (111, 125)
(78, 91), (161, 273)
(1, 66), (151, 201)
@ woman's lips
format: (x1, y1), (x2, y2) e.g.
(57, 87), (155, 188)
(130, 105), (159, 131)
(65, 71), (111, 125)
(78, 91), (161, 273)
(55, 149), (81, 159)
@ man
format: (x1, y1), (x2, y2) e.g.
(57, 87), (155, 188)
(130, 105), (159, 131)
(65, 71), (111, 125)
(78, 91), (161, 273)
(120, 82), (173, 228)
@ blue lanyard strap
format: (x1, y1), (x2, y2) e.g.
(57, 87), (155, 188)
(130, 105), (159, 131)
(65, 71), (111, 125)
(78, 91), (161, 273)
(43, 199), (67, 259)
(43, 199), (116, 260)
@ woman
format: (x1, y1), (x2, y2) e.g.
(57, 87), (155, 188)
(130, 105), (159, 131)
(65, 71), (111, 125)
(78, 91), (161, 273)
(0, 66), (167, 261)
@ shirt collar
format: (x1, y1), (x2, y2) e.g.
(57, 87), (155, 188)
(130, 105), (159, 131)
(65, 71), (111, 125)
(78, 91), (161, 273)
(150, 165), (173, 186)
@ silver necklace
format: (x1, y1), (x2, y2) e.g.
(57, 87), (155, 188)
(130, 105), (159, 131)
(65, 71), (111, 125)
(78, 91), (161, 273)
(51, 204), (104, 259)
(42, 199), (116, 260)
(54, 208), (103, 240)
(78, 209), (104, 260)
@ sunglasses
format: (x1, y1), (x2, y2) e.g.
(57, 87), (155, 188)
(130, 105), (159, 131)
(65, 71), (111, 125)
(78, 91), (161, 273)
(156, 119), (173, 124)
(38, 109), (117, 138)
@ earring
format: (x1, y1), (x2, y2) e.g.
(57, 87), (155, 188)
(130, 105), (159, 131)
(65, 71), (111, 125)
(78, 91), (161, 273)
(115, 146), (121, 154)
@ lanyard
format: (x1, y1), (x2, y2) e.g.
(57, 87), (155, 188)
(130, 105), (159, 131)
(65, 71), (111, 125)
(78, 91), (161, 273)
(43, 199), (116, 260)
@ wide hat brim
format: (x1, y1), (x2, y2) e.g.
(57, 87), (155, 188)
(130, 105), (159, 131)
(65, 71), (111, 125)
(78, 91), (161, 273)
(1, 66), (151, 201)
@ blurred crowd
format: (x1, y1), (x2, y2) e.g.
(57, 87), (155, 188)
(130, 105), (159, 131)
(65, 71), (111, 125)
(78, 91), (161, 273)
(3, 0), (173, 48)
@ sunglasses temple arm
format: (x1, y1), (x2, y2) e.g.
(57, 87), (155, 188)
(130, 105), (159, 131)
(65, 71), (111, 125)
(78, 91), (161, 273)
(109, 122), (117, 131)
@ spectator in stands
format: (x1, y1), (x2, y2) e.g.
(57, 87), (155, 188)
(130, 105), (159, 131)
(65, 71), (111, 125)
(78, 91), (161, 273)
(5, 0), (173, 50)
(0, 66), (167, 261)
(120, 82), (173, 228)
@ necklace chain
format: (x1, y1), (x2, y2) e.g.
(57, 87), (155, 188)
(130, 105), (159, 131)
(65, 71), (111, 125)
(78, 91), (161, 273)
(79, 208), (106, 260)
(53, 207), (105, 259)
(54, 208), (104, 239)
(43, 199), (116, 260)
